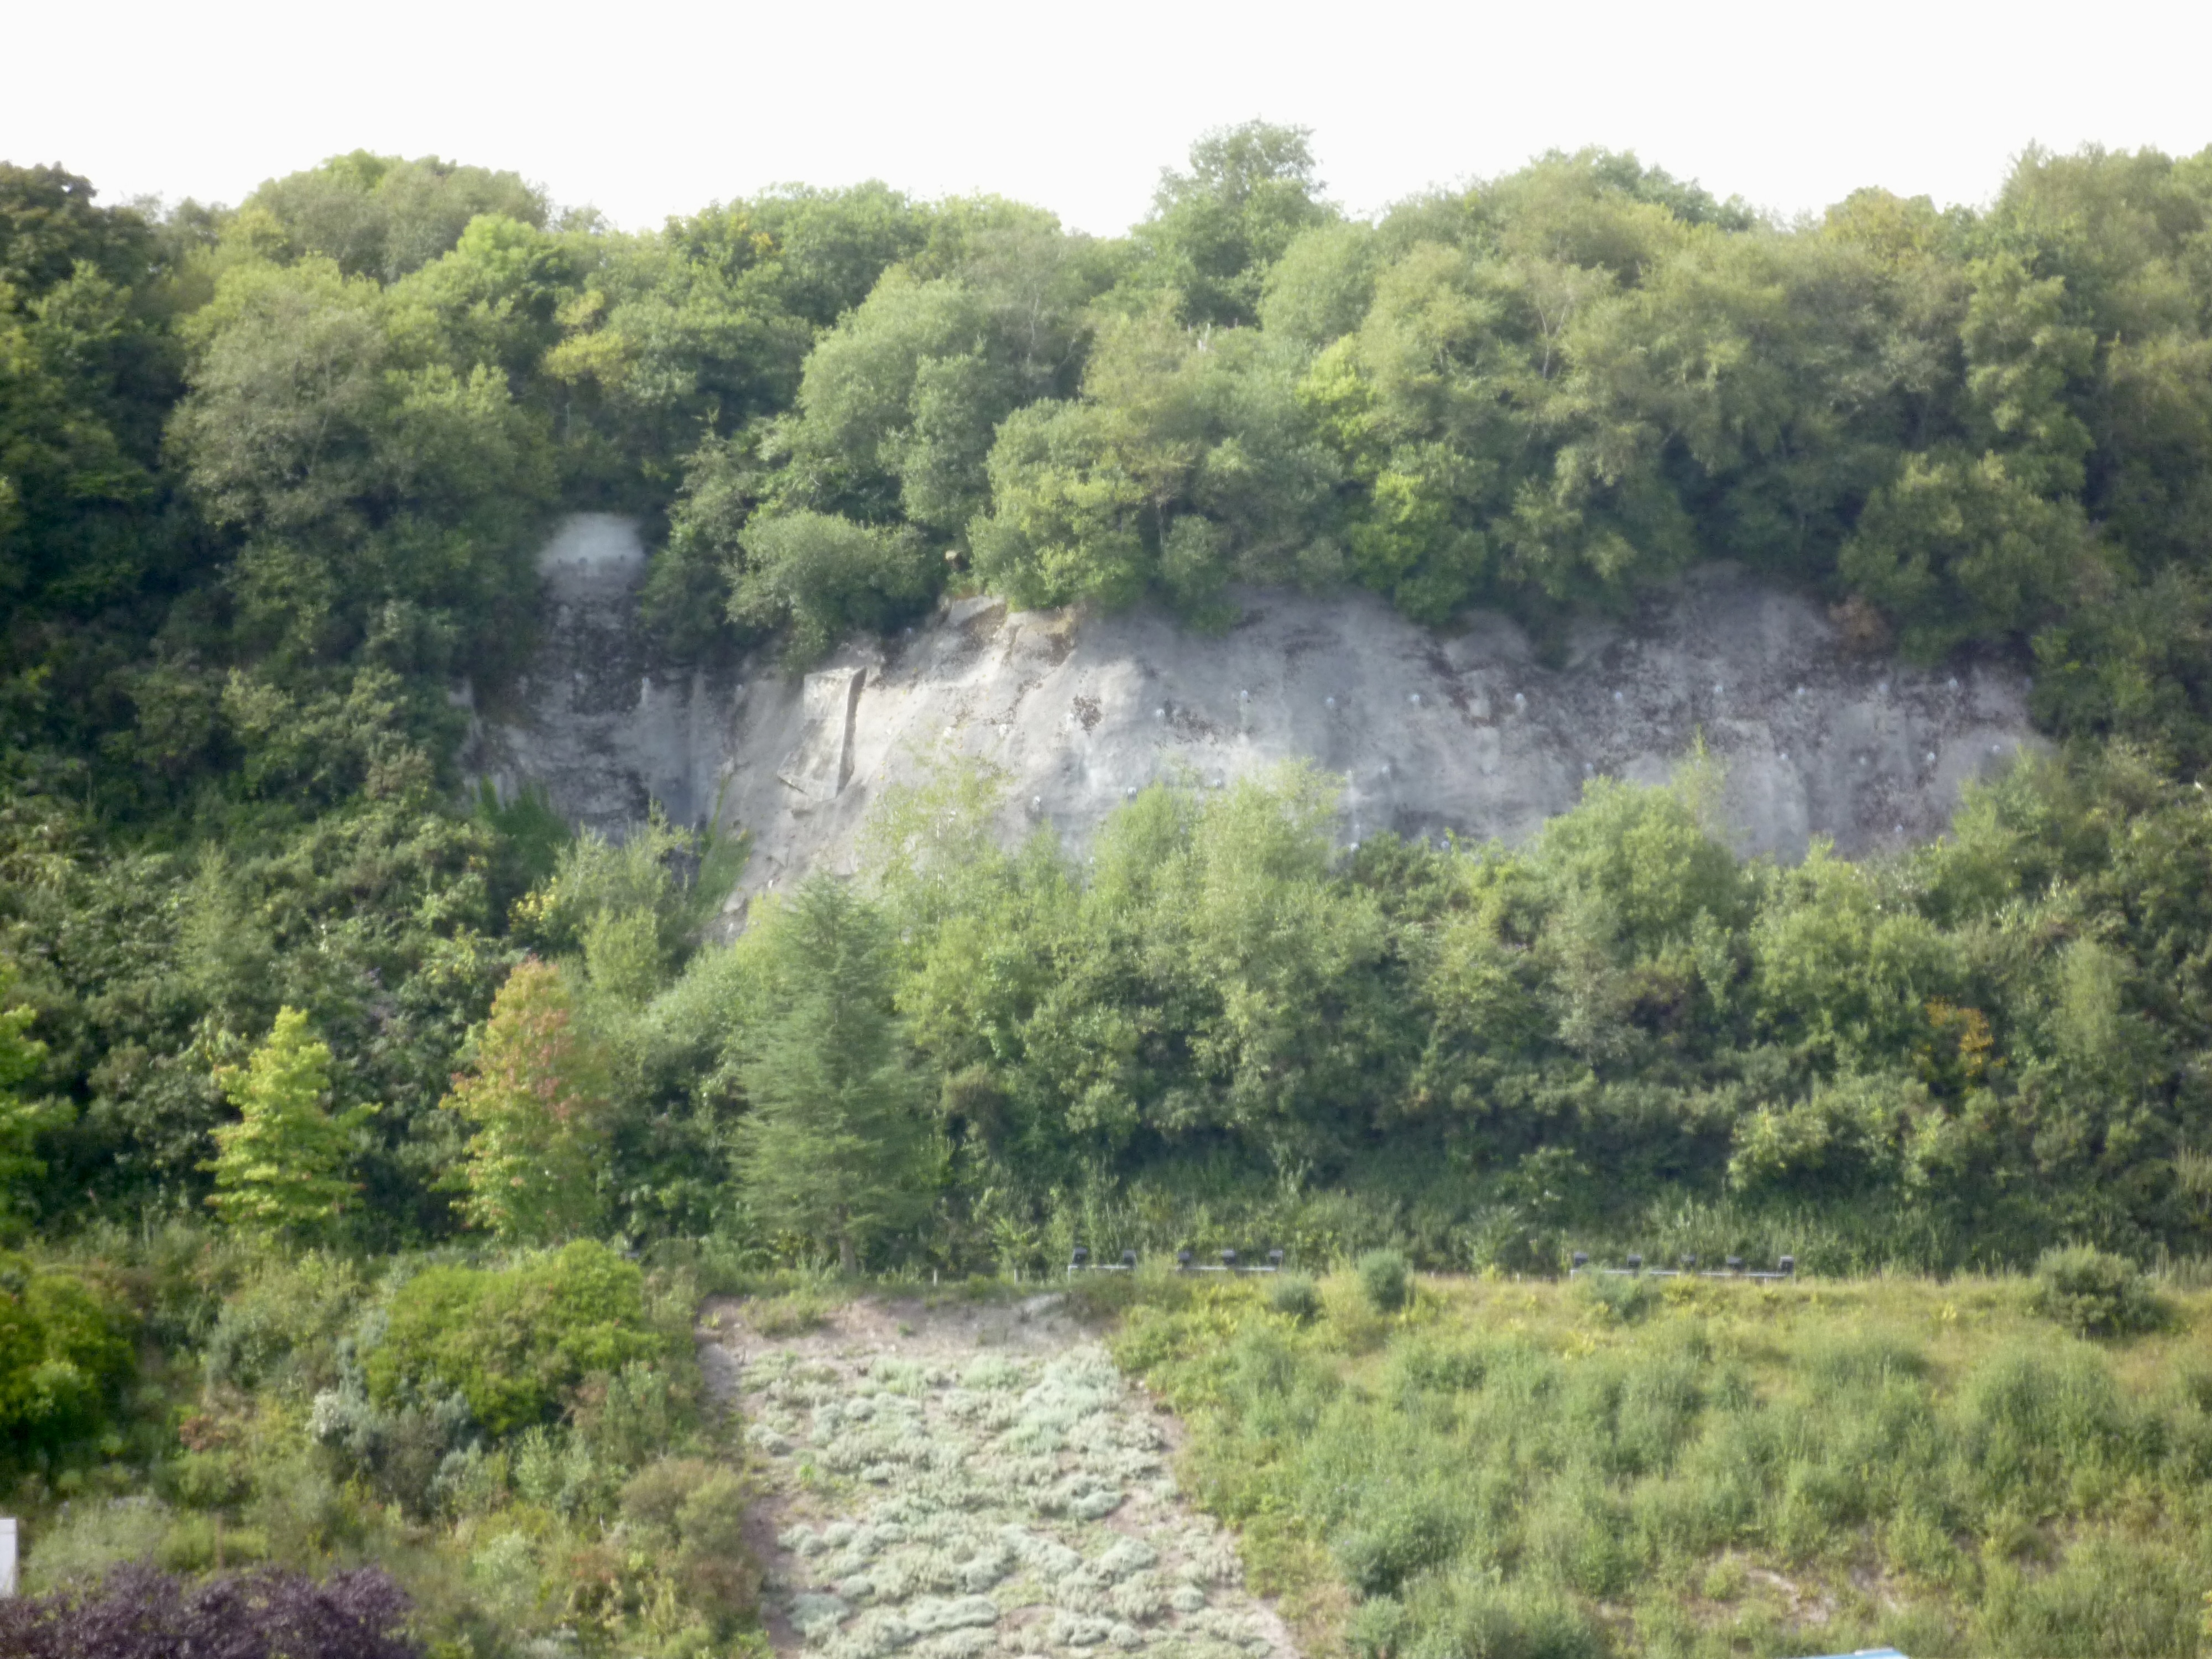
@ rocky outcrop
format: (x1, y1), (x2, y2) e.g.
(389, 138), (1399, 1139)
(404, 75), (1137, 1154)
(465, 515), (2041, 907)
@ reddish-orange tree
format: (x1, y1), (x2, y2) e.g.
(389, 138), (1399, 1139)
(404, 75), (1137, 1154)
(443, 958), (610, 1243)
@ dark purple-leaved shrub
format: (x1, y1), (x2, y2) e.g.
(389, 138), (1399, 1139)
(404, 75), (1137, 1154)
(0, 1562), (421, 1659)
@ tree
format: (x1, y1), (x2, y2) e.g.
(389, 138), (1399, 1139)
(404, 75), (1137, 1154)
(1130, 122), (1334, 328)
(444, 958), (610, 1244)
(0, 965), (57, 1227)
(729, 509), (934, 664)
(206, 1007), (371, 1244)
(735, 877), (936, 1271)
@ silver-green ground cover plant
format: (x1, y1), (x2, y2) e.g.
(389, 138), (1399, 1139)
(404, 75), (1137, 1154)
(730, 1306), (1284, 1659)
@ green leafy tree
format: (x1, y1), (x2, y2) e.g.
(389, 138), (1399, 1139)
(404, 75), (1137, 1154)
(1128, 122), (1335, 328)
(205, 1006), (372, 1243)
(1839, 448), (2090, 658)
(445, 958), (611, 1244)
(728, 509), (934, 664)
(735, 877), (937, 1270)
(244, 150), (549, 283)
(0, 966), (58, 1227)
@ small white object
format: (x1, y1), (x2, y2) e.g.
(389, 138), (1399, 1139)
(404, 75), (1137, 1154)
(1779, 750), (1789, 761)
(1212, 774), (1225, 788)
(1408, 692), (1422, 706)
(1325, 695), (1338, 709)
(1895, 823), (1905, 834)
(1614, 690), (1624, 703)
(1794, 685), (1806, 697)
(1713, 682), (1724, 696)
(1991, 743), (2002, 755)
(1348, 841), (1360, 852)
(1239, 688), (1250, 702)
(1031, 796), (1042, 811)
(1947, 677), (1959, 690)
(0, 1516), (13, 1598)
(1877, 680), (1889, 695)
(1154, 706), (1167, 721)
(1926, 752), (1937, 764)
(1584, 762), (1594, 775)
(1125, 786), (1138, 799)
(1513, 692), (1526, 708)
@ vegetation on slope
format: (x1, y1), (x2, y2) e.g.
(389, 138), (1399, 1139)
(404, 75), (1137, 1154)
(11, 125), (2212, 1650)
(1111, 1254), (2212, 1658)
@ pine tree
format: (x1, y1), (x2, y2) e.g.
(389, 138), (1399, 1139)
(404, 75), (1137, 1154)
(737, 878), (936, 1271)
(445, 958), (609, 1244)
(0, 965), (59, 1226)
(206, 1007), (369, 1243)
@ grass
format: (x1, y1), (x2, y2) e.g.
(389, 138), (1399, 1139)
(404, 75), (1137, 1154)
(1104, 1266), (2212, 1659)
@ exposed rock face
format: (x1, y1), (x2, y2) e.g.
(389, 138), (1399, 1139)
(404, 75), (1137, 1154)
(466, 514), (2041, 906)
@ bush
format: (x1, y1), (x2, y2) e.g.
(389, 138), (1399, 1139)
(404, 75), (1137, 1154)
(619, 1457), (761, 1626)
(1332, 1486), (1463, 1595)
(1357, 1249), (1411, 1314)
(2028, 1245), (2164, 1338)
(1574, 1272), (1655, 1324)
(1268, 1271), (1323, 1322)
(0, 1254), (134, 1460)
(0, 1562), (420, 1658)
(204, 1254), (365, 1396)
(364, 1241), (676, 1434)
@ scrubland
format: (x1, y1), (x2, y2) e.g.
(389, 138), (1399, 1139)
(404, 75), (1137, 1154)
(1104, 1262), (2212, 1659)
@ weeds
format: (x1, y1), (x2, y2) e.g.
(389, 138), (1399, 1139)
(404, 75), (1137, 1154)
(1115, 1269), (2212, 1659)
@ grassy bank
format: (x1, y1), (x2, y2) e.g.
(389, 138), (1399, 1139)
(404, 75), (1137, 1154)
(1102, 1265), (2212, 1659)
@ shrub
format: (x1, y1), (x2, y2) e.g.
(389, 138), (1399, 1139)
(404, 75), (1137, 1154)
(1573, 1272), (1655, 1324)
(364, 1241), (674, 1434)
(0, 1254), (134, 1458)
(1332, 1486), (1463, 1595)
(750, 1286), (831, 1337)
(619, 1457), (760, 1626)
(0, 1562), (420, 1658)
(1268, 1272), (1322, 1322)
(1388, 1337), (1491, 1394)
(1357, 1249), (1411, 1314)
(2028, 1245), (2164, 1338)
(204, 1253), (366, 1396)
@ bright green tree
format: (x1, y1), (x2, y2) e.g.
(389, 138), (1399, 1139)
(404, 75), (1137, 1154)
(205, 1006), (371, 1243)
(445, 957), (610, 1243)
(0, 966), (59, 1226)
(735, 877), (937, 1271)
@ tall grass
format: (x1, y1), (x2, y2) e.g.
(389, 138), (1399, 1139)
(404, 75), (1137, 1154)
(1115, 1271), (2212, 1658)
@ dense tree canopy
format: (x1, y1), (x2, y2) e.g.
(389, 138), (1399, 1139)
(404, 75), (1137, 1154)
(6, 131), (2212, 1271)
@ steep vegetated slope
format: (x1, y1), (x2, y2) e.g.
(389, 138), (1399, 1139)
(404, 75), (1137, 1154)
(8, 129), (2212, 1651)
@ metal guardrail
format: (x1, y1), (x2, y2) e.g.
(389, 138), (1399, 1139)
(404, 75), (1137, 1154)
(1568, 1251), (1797, 1282)
(1066, 1248), (1288, 1276)
(1066, 1248), (1797, 1282)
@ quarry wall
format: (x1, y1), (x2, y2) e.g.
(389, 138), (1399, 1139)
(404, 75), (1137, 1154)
(463, 514), (2042, 908)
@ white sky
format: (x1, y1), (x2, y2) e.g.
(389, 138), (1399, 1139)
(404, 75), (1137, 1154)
(9, 0), (2210, 237)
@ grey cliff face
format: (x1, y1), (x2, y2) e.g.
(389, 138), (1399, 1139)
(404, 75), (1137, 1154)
(463, 515), (2042, 910)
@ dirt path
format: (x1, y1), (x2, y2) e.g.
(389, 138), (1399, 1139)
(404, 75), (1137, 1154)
(696, 1291), (1297, 1659)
